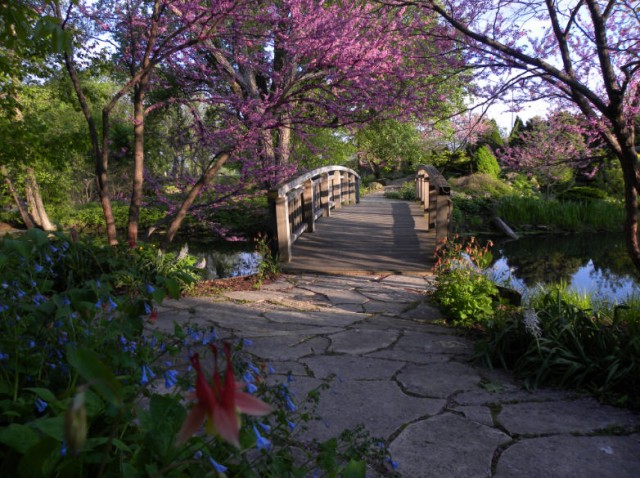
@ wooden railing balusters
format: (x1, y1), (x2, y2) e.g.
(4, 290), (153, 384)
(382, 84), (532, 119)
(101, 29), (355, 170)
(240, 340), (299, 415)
(268, 166), (361, 262)
(415, 165), (451, 245)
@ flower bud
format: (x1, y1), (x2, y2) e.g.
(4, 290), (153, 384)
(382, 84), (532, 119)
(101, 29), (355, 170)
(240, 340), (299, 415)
(64, 390), (88, 456)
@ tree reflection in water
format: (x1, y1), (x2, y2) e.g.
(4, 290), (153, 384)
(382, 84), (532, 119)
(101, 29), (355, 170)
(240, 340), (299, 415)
(488, 233), (640, 300)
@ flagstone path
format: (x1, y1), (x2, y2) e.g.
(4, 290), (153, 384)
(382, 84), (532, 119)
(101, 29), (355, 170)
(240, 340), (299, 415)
(156, 273), (640, 477)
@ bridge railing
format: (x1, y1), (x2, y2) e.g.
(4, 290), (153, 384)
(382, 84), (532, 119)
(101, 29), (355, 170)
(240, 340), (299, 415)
(415, 165), (452, 244)
(268, 166), (360, 262)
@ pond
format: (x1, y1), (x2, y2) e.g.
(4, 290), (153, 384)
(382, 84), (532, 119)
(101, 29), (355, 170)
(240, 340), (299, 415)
(487, 232), (640, 302)
(180, 242), (262, 280)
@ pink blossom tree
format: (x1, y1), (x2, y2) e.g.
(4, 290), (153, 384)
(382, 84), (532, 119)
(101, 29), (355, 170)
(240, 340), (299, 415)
(499, 113), (595, 196)
(151, 0), (462, 245)
(49, 0), (460, 247)
(51, 0), (242, 245)
(398, 0), (640, 270)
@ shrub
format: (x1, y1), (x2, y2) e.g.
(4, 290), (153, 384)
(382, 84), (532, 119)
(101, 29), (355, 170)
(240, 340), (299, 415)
(0, 230), (399, 476)
(433, 236), (499, 326)
(384, 181), (416, 200)
(475, 145), (501, 178)
(558, 186), (608, 201)
(476, 290), (640, 408)
(496, 195), (624, 232)
(449, 173), (512, 197)
(52, 201), (167, 232)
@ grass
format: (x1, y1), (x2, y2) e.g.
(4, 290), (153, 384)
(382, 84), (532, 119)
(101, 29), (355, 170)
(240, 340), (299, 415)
(496, 196), (624, 233)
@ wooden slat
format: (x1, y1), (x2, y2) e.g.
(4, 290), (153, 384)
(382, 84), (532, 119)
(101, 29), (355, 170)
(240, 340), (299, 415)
(281, 192), (437, 274)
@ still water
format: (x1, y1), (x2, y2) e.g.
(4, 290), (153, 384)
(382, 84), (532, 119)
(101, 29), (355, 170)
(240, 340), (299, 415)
(181, 242), (262, 280)
(487, 232), (640, 301)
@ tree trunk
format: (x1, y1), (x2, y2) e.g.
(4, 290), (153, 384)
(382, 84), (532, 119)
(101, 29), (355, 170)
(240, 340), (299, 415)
(618, 141), (640, 272)
(62, 45), (118, 245)
(162, 151), (231, 249)
(276, 115), (292, 166)
(1, 168), (34, 229)
(127, 81), (148, 246)
(99, 110), (119, 245)
(25, 168), (55, 231)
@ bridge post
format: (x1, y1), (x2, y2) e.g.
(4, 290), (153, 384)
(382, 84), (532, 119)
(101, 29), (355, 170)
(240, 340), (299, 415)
(355, 175), (361, 203)
(347, 173), (356, 204)
(416, 170), (430, 229)
(273, 195), (292, 262)
(320, 173), (331, 217)
(334, 172), (342, 209)
(436, 196), (452, 245)
(304, 178), (316, 233)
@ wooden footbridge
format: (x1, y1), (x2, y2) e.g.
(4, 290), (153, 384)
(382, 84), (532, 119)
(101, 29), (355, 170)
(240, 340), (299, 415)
(268, 165), (452, 274)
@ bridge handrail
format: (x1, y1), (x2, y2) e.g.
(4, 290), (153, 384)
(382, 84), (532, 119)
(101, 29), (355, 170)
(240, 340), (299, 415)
(268, 165), (360, 262)
(415, 165), (452, 244)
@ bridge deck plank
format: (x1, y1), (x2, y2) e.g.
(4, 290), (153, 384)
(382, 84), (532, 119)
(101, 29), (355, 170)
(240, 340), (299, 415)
(282, 192), (437, 274)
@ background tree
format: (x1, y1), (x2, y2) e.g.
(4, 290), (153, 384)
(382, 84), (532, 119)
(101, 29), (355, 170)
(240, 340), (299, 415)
(499, 113), (594, 197)
(153, 0), (462, 245)
(474, 145), (501, 178)
(405, 0), (640, 271)
(354, 119), (428, 179)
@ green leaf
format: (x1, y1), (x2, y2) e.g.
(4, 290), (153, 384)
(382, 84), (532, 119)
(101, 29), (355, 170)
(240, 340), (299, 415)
(18, 436), (59, 478)
(4, 238), (32, 259)
(0, 423), (39, 453)
(66, 346), (123, 404)
(151, 287), (165, 304)
(25, 388), (57, 404)
(341, 460), (366, 478)
(32, 415), (64, 441)
(163, 277), (181, 299)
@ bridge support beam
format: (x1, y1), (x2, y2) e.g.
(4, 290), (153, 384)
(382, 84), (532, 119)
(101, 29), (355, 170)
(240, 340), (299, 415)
(273, 195), (291, 262)
(416, 165), (452, 244)
(320, 173), (331, 217)
(268, 166), (361, 262)
(334, 172), (342, 209)
(304, 179), (316, 233)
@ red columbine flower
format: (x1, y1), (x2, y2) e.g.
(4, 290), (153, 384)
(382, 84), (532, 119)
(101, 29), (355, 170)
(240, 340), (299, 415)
(176, 344), (272, 448)
(148, 307), (158, 324)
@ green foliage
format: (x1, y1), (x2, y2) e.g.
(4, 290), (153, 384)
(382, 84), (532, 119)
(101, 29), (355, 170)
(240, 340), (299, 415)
(505, 173), (539, 196)
(433, 237), (498, 326)
(592, 159), (624, 200)
(449, 173), (512, 197)
(476, 290), (640, 408)
(51, 202), (167, 232)
(496, 196), (624, 232)
(355, 120), (428, 178)
(0, 230), (399, 476)
(254, 234), (280, 287)
(294, 127), (357, 170)
(384, 181), (416, 200)
(558, 186), (608, 201)
(0, 81), (93, 208)
(208, 196), (270, 238)
(474, 146), (501, 178)
(441, 150), (473, 177)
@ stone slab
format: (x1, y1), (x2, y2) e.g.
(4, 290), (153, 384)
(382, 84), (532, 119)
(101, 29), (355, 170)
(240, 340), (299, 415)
(358, 286), (425, 303)
(497, 398), (640, 435)
(390, 413), (510, 478)
(328, 328), (399, 355)
(494, 434), (640, 478)
(302, 355), (404, 381)
(396, 361), (482, 398)
(264, 309), (362, 327)
(247, 335), (330, 361)
(295, 379), (445, 442)
(393, 332), (474, 357)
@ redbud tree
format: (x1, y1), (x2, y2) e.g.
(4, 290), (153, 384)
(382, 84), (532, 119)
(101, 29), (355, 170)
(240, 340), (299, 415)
(49, 0), (461, 246)
(398, 0), (640, 271)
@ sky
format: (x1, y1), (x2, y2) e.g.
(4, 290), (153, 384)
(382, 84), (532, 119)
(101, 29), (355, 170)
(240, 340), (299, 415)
(484, 99), (551, 133)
